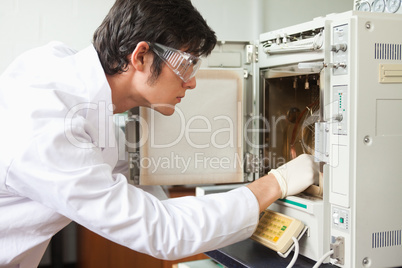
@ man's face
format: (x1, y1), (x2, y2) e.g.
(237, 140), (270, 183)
(141, 54), (197, 116)
(109, 42), (198, 115)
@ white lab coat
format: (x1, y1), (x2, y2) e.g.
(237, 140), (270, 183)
(0, 42), (259, 267)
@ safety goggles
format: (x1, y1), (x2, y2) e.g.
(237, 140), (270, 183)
(149, 42), (202, 82)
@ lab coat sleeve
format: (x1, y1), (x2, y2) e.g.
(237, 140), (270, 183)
(5, 118), (259, 260)
(113, 126), (168, 200)
(112, 126), (129, 177)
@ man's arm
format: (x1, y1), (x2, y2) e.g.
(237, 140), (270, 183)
(247, 173), (282, 213)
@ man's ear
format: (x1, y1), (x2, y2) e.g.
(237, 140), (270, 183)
(130, 41), (150, 71)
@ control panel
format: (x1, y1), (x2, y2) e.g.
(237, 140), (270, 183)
(332, 206), (350, 231)
(355, 0), (402, 14)
(251, 209), (305, 254)
(332, 24), (349, 76)
(332, 85), (348, 135)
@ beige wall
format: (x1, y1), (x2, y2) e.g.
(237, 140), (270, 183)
(192, 0), (353, 41)
(0, 0), (354, 73)
(261, 0), (353, 32)
(0, 0), (114, 73)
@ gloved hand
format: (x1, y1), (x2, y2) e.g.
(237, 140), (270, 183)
(269, 154), (319, 199)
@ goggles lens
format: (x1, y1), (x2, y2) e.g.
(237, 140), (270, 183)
(150, 43), (202, 82)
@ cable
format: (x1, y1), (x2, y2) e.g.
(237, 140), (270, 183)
(312, 249), (334, 268)
(286, 236), (299, 268)
(277, 236), (299, 268)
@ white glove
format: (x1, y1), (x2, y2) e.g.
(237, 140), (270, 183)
(268, 154), (319, 199)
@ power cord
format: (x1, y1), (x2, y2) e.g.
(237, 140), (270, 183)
(277, 236), (299, 268)
(312, 249), (334, 268)
(286, 236), (299, 268)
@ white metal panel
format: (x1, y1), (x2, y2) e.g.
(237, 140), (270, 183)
(139, 69), (245, 185)
(352, 11), (402, 268)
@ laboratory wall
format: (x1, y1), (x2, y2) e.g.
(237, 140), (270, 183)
(0, 0), (354, 73)
(260, 0), (354, 32)
(191, 0), (353, 41)
(0, 0), (114, 73)
(191, 0), (264, 42)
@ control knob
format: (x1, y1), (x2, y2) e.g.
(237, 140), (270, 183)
(331, 43), (347, 53)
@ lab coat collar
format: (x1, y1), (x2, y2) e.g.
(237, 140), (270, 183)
(74, 44), (113, 112)
(73, 45), (116, 151)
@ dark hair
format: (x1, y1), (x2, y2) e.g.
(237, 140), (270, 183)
(93, 0), (217, 80)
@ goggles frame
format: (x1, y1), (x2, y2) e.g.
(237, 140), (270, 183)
(149, 42), (202, 82)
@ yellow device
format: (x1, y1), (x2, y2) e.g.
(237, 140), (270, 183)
(251, 209), (305, 254)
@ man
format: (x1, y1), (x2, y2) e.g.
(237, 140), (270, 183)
(0, 0), (317, 266)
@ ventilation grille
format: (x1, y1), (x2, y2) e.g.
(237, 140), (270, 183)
(374, 43), (402, 60)
(372, 230), (402, 249)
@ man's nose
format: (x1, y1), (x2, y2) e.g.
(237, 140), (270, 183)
(183, 76), (196, 89)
